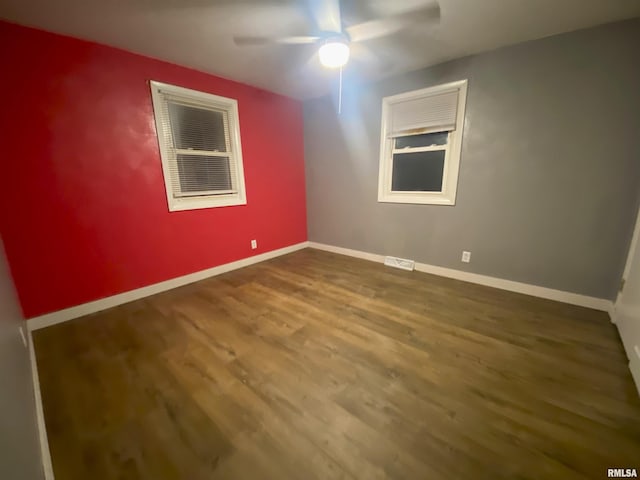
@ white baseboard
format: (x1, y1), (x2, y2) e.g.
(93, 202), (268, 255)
(611, 312), (640, 397)
(25, 238), (611, 327)
(27, 242), (309, 331)
(308, 242), (612, 312)
(310, 243), (386, 263)
(28, 330), (54, 480)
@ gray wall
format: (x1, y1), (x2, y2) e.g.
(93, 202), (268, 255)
(0, 236), (44, 479)
(304, 19), (640, 300)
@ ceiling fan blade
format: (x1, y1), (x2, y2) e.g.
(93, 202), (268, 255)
(234, 35), (320, 46)
(350, 43), (396, 74)
(307, 0), (342, 33)
(346, 2), (440, 43)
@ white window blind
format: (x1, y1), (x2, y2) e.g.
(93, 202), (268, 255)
(150, 81), (247, 211)
(159, 96), (237, 197)
(389, 89), (460, 137)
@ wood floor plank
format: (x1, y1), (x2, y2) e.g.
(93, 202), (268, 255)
(34, 248), (640, 479)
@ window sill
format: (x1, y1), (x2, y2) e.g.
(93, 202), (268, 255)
(168, 193), (247, 212)
(377, 192), (456, 206)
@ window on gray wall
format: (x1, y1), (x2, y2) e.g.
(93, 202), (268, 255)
(378, 80), (468, 205)
(150, 81), (247, 212)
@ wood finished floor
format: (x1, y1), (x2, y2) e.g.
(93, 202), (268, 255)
(34, 248), (640, 480)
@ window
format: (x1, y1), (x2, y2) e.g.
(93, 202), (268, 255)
(378, 80), (468, 205)
(150, 81), (247, 211)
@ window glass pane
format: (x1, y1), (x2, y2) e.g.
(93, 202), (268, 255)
(392, 150), (445, 192)
(176, 154), (232, 194)
(168, 103), (227, 152)
(395, 131), (448, 149)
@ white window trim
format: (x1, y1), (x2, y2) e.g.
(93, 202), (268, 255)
(150, 81), (247, 212)
(377, 79), (468, 206)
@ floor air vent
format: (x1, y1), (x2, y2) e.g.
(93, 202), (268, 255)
(384, 256), (415, 271)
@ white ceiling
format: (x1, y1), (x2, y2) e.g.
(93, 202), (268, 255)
(2, 0), (639, 99)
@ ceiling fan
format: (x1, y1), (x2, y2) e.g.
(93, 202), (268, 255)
(233, 0), (441, 70)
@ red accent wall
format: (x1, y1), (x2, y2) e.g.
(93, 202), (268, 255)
(0, 21), (307, 318)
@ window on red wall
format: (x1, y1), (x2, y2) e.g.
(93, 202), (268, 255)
(150, 81), (247, 212)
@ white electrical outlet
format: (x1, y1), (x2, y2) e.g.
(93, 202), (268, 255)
(19, 326), (27, 349)
(461, 251), (471, 263)
(251, 239), (257, 250)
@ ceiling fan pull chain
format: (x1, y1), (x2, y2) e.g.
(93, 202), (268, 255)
(338, 65), (343, 115)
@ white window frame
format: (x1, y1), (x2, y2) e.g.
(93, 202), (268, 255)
(378, 79), (468, 205)
(150, 81), (247, 212)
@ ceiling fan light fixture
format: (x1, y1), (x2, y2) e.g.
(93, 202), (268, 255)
(318, 40), (350, 68)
